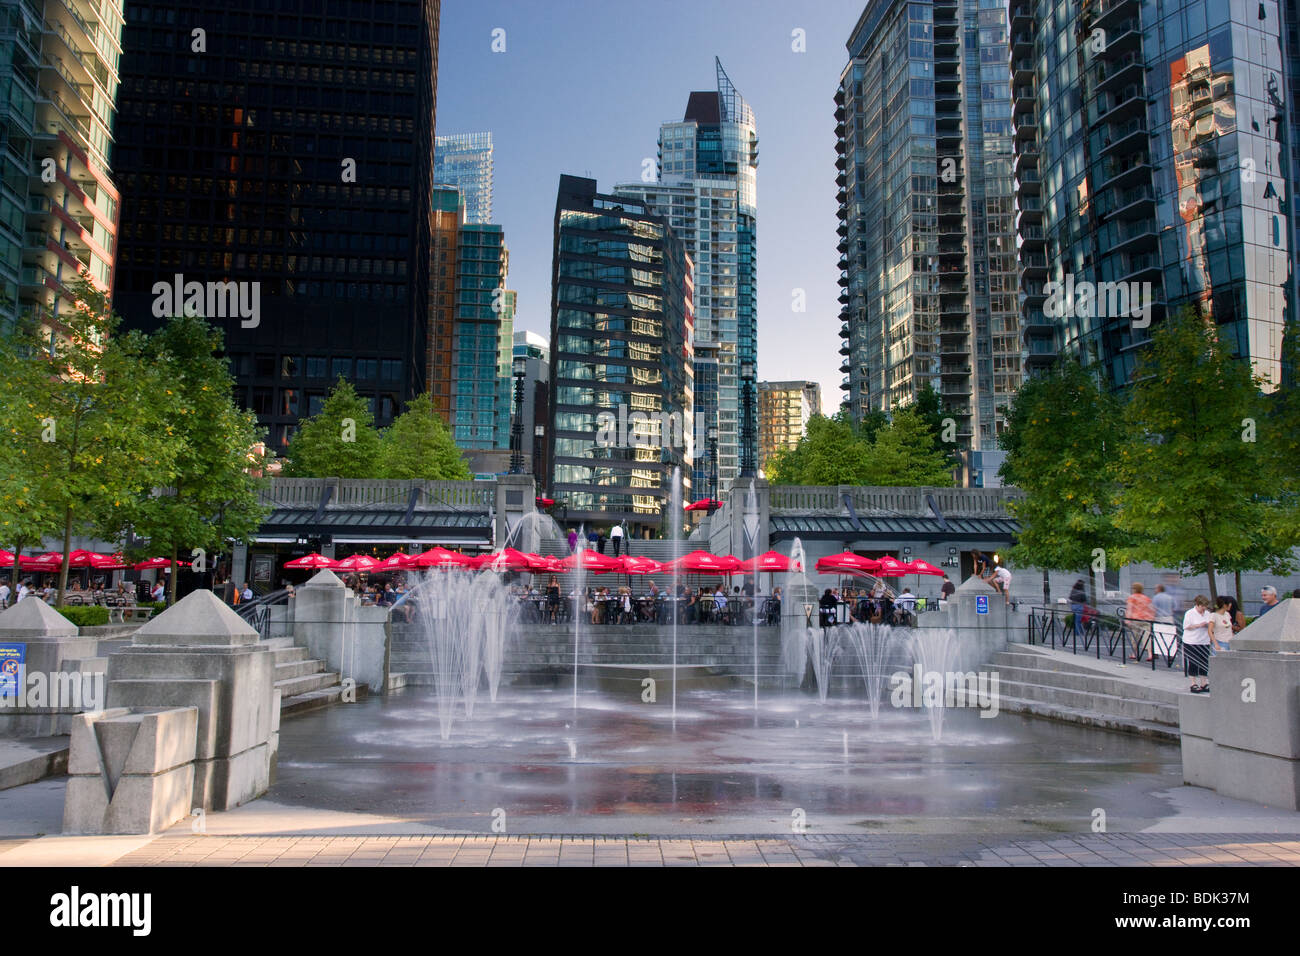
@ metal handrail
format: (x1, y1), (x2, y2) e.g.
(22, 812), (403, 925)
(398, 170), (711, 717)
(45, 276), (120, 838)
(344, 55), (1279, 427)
(234, 588), (290, 640)
(1025, 603), (1184, 672)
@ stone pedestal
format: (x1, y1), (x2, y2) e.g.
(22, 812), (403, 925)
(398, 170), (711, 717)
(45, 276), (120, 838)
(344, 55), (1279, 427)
(105, 590), (275, 812)
(0, 599), (103, 737)
(63, 706), (198, 834)
(1179, 599), (1300, 810)
(293, 569), (386, 693)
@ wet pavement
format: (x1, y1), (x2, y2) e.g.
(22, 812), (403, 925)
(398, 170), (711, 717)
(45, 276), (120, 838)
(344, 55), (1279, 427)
(266, 684), (1184, 836)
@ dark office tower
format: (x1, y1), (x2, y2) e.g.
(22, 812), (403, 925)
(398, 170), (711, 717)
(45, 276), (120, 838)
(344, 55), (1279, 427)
(547, 175), (694, 536)
(1012, 0), (1297, 393)
(836, 2), (1019, 451)
(110, 0), (440, 454)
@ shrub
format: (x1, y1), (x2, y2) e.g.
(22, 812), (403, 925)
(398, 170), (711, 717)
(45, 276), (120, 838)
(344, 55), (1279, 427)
(57, 605), (110, 628)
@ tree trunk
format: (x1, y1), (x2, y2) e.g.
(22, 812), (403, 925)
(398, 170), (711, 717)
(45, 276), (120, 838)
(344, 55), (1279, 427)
(169, 542), (178, 605)
(1234, 569), (1243, 603)
(57, 506), (73, 606)
(10, 537), (23, 603)
(1204, 547), (1218, 603)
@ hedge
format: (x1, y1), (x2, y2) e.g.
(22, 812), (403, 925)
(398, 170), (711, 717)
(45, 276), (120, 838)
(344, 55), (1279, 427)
(56, 605), (110, 628)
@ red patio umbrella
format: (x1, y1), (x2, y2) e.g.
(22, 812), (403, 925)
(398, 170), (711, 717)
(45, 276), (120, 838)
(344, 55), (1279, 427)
(132, 557), (192, 571)
(0, 549), (15, 565)
(283, 553), (337, 569)
(67, 550), (128, 570)
(20, 552), (64, 571)
(411, 547), (470, 569)
(615, 556), (662, 575)
(683, 499), (724, 512)
(378, 551), (417, 570)
(873, 555), (911, 577)
(478, 548), (538, 572)
(535, 497), (556, 508)
(332, 554), (382, 572)
(671, 550), (741, 574)
(560, 550), (621, 573)
(901, 559), (944, 576)
(814, 552), (881, 575)
(735, 551), (791, 573)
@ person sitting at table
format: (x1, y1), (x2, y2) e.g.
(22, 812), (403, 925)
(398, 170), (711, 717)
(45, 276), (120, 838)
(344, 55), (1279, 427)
(619, 587), (634, 624)
(712, 585), (729, 624)
(819, 588), (838, 628)
(895, 587), (917, 624)
(766, 587), (783, 625)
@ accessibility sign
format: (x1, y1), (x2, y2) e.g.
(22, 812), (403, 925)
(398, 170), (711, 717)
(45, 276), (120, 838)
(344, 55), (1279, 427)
(976, 595), (989, 615)
(0, 643), (25, 697)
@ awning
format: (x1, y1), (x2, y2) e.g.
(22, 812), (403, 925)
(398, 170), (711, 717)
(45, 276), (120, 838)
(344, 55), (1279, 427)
(769, 514), (1019, 542)
(258, 507), (492, 542)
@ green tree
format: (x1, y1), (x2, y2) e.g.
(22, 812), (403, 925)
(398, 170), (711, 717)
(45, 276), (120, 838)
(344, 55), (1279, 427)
(283, 378), (382, 478)
(864, 406), (954, 486)
(377, 392), (471, 480)
(906, 382), (959, 468)
(997, 360), (1131, 573)
(1265, 323), (1300, 552)
(6, 279), (178, 604)
(1111, 308), (1274, 601)
(0, 333), (64, 587)
(117, 315), (270, 602)
(766, 412), (874, 485)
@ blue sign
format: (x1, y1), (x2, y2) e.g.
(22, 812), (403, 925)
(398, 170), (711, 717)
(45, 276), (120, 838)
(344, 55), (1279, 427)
(976, 595), (989, 615)
(0, 643), (25, 698)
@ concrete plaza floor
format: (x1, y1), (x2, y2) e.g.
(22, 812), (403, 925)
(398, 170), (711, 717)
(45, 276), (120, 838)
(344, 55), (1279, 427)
(1, 685), (1298, 866)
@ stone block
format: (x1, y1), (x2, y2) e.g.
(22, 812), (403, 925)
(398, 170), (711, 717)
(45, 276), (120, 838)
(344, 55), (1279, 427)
(192, 741), (271, 811)
(63, 706), (198, 834)
(1207, 651), (1300, 760)
(131, 589), (259, 647)
(1178, 689), (1214, 740)
(1180, 733), (1217, 790)
(1209, 745), (1300, 811)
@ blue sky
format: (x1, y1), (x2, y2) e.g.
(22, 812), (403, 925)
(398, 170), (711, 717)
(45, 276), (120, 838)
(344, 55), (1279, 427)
(435, 0), (865, 412)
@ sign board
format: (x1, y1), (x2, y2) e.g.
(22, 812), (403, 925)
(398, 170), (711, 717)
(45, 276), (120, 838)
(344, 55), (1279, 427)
(976, 595), (989, 615)
(0, 642), (25, 698)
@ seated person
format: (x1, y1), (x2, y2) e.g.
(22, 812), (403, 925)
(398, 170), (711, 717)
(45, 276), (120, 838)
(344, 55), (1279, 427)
(819, 588), (838, 628)
(712, 586), (729, 623)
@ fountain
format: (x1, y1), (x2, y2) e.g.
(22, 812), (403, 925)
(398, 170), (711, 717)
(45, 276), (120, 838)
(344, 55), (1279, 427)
(905, 627), (962, 742)
(745, 482), (759, 715)
(842, 622), (897, 719)
(406, 565), (519, 740)
(669, 466), (682, 725)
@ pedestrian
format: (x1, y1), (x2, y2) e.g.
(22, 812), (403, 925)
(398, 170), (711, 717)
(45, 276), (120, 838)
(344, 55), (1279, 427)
(546, 575), (561, 624)
(1258, 585), (1280, 616)
(990, 563), (1012, 605)
(971, 550), (988, 578)
(1125, 583), (1155, 661)
(1220, 593), (1246, 635)
(567, 528), (578, 554)
(1068, 578), (1088, 636)
(0, 580), (8, 608)
(1182, 595), (1213, 693)
(241, 581), (253, 603)
(610, 522), (624, 556)
(587, 528), (599, 552)
(151, 579), (165, 604)
(1152, 584), (1174, 623)
(1209, 596), (1234, 653)
(940, 574), (955, 602)
(596, 531), (607, 555)
(819, 587), (837, 628)
(17, 580), (29, 603)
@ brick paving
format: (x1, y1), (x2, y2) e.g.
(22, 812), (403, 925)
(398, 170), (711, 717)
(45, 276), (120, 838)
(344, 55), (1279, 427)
(99, 833), (1300, 867)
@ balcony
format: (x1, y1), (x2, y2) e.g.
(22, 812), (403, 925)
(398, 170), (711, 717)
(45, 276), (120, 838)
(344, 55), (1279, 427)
(1097, 154), (1151, 193)
(1094, 52), (1143, 94)
(940, 363), (971, 377)
(1013, 58), (1034, 84)
(1020, 253), (1048, 277)
(1097, 183), (1156, 220)
(1095, 84), (1147, 125)
(1099, 118), (1147, 158)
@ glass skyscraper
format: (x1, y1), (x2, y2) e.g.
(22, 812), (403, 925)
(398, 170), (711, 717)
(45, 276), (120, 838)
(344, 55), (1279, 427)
(434, 131), (493, 225)
(547, 174), (694, 535)
(110, 0), (441, 454)
(837, 1), (1019, 450)
(0, 0), (124, 338)
(616, 58), (758, 493)
(1012, 0), (1297, 392)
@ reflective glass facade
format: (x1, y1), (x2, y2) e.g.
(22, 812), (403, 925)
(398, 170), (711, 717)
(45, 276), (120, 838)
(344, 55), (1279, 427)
(547, 175), (693, 534)
(616, 58), (758, 490)
(111, 0), (441, 454)
(837, 0), (1019, 450)
(1013, 0), (1297, 391)
(434, 131), (492, 225)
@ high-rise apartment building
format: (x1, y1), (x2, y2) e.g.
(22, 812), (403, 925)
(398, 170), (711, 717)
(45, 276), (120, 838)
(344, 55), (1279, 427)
(434, 131), (492, 225)
(758, 380), (821, 474)
(513, 329), (549, 477)
(547, 174), (694, 535)
(110, 0), (441, 454)
(0, 0), (124, 337)
(1011, 0), (1297, 391)
(616, 57), (757, 493)
(836, 1), (1019, 449)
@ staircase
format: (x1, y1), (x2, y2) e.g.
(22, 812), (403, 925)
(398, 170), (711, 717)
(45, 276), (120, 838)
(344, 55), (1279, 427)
(262, 637), (349, 715)
(990, 645), (1181, 740)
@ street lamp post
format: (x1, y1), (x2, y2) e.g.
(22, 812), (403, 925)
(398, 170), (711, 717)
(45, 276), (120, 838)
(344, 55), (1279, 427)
(533, 424), (545, 483)
(707, 424), (719, 514)
(510, 355), (527, 474)
(740, 359), (756, 478)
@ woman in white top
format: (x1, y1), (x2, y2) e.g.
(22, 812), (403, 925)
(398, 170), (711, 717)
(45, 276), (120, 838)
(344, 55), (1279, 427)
(1209, 596), (1234, 653)
(1182, 595), (1213, 693)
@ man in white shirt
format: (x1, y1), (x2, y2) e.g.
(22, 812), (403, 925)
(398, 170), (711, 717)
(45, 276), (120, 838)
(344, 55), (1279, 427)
(241, 582), (254, 603)
(992, 565), (1012, 605)
(16, 582), (29, 603)
(610, 523), (625, 556)
(0, 582), (9, 608)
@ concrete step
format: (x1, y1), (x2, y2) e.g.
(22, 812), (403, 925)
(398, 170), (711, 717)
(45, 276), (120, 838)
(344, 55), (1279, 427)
(992, 648), (1142, 677)
(274, 671), (340, 697)
(270, 646), (310, 665)
(275, 658), (326, 681)
(280, 684), (346, 716)
(60, 657), (107, 673)
(989, 661), (1183, 706)
(261, 637), (296, 650)
(994, 679), (1178, 724)
(0, 738), (69, 791)
(995, 693), (1180, 741)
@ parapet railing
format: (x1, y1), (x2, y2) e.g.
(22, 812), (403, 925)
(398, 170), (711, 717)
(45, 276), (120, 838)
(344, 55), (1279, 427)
(767, 485), (1024, 516)
(258, 478), (496, 511)
(1025, 604), (1185, 673)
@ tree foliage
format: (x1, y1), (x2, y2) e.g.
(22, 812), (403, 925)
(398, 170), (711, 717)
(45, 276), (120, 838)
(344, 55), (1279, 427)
(766, 407), (953, 487)
(282, 378), (383, 478)
(377, 392), (471, 480)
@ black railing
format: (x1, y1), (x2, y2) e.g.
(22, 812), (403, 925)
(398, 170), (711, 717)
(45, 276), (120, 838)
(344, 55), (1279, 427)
(234, 588), (291, 640)
(1025, 604), (1185, 672)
